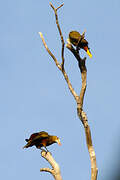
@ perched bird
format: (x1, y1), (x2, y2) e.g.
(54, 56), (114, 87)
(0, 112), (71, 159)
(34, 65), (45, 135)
(68, 31), (92, 58)
(23, 131), (61, 151)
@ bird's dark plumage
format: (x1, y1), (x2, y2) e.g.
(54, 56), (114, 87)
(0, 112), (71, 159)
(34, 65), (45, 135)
(69, 31), (92, 58)
(23, 131), (61, 150)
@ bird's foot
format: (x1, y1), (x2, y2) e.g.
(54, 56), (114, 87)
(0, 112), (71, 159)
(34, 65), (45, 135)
(40, 147), (50, 155)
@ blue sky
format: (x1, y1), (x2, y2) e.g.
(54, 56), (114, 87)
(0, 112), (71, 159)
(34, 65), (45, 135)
(0, 0), (120, 180)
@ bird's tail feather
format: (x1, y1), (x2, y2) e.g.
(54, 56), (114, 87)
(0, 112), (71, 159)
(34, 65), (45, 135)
(23, 140), (31, 149)
(23, 145), (27, 149)
(23, 143), (30, 149)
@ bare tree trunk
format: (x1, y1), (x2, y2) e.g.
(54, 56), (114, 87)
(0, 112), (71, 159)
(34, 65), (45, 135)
(66, 43), (98, 180)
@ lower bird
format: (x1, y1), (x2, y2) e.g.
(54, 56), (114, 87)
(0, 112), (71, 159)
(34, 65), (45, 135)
(23, 131), (61, 151)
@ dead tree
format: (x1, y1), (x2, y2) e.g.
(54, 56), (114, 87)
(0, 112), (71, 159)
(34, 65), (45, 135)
(39, 2), (98, 180)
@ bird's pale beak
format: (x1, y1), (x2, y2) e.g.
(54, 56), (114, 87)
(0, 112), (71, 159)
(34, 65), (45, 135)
(56, 138), (62, 146)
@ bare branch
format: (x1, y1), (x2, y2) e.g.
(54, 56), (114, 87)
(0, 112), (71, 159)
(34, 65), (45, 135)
(40, 150), (62, 180)
(49, 2), (64, 11)
(66, 41), (87, 110)
(39, 32), (78, 101)
(77, 111), (98, 180)
(61, 68), (78, 101)
(49, 2), (65, 69)
(66, 42), (86, 73)
(56, 4), (64, 11)
(81, 29), (86, 38)
(38, 32), (61, 70)
(40, 168), (54, 174)
(49, 2), (55, 10)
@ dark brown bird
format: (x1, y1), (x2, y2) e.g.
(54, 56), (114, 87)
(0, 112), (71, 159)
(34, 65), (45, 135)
(69, 31), (92, 58)
(23, 131), (61, 151)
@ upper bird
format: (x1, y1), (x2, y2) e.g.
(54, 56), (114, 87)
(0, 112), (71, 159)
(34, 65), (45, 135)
(68, 31), (92, 58)
(23, 131), (61, 151)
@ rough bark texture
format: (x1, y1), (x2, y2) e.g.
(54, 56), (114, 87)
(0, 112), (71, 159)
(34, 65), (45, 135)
(39, 2), (98, 180)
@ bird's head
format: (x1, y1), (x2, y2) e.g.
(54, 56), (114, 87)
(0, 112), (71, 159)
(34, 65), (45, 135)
(79, 37), (92, 58)
(52, 136), (61, 146)
(83, 46), (92, 58)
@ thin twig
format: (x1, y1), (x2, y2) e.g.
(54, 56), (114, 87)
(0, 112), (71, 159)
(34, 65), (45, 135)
(56, 3), (64, 11)
(81, 29), (86, 38)
(38, 32), (61, 70)
(40, 168), (54, 174)
(49, 2), (65, 69)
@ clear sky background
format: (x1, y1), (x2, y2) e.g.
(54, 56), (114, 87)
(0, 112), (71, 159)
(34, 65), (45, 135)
(0, 0), (120, 180)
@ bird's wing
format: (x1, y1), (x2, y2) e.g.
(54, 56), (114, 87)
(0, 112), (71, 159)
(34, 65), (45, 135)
(29, 133), (39, 141)
(69, 31), (81, 46)
(38, 131), (49, 136)
(29, 131), (49, 142)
